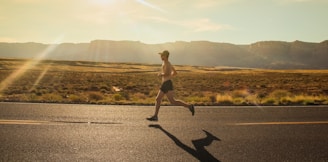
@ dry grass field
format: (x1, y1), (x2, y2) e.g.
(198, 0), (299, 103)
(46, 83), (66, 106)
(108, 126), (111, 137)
(1, 58), (328, 106)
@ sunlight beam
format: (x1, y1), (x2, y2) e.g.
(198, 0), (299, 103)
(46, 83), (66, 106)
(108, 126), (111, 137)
(135, 0), (166, 13)
(29, 65), (51, 92)
(0, 35), (64, 94)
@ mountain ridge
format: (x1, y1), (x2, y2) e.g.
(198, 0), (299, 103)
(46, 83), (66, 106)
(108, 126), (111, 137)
(0, 40), (327, 69)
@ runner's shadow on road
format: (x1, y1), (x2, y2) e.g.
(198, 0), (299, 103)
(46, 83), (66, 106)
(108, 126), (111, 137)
(149, 124), (221, 162)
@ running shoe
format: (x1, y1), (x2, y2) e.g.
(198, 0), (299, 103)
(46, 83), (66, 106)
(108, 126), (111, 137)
(190, 105), (195, 116)
(146, 116), (158, 121)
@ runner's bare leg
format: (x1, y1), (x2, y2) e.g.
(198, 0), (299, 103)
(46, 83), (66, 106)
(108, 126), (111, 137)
(154, 90), (165, 117)
(166, 91), (190, 108)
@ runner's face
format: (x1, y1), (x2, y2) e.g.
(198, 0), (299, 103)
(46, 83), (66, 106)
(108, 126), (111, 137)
(161, 55), (167, 61)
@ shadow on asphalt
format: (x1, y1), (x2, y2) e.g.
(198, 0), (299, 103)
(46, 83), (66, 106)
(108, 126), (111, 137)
(149, 124), (220, 162)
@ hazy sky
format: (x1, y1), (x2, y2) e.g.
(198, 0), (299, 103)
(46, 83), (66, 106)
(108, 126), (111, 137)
(0, 0), (327, 44)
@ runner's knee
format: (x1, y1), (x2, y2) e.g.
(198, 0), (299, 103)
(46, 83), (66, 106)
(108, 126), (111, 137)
(156, 96), (162, 103)
(168, 98), (176, 104)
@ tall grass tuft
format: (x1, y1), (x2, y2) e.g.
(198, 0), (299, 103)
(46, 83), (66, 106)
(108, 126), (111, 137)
(216, 94), (233, 105)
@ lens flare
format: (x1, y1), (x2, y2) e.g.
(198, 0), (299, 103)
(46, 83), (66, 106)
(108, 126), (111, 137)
(29, 64), (51, 92)
(0, 36), (63, 94)
(135, 0), (166, 13)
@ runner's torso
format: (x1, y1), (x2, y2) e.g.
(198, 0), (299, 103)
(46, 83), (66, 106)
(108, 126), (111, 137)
(162, 61), (172, 83)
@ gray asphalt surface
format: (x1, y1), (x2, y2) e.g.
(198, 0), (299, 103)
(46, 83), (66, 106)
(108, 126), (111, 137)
(0, 102), (328, 162)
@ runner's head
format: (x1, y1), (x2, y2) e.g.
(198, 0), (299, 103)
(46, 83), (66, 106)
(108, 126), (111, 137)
(159, 50), (169, 59)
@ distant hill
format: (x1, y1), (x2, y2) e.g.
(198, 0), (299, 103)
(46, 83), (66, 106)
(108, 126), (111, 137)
(0, 40), (327, 69)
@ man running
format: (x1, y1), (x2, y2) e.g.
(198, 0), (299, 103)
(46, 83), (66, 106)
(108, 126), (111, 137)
(147, 50), (195, 121)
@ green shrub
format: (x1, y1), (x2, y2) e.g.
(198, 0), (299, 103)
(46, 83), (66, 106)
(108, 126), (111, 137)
(263, 98), (276, 105)
(119, 92), (130, 100)
(88, 92), (104, 101)
(293, 95), (316, 105)
(113, 93), (123, 101)
(186, 96), (210, 103)
(250, 94), (262, 105)
(68, 94), (87, 103)
(233, 97), (246, 105)
(216, 94), (233, 105)
(209, 95), (216, 103)
(41, 93), (62, 102)
(232, 90), (249, 98)
(132, 92), (147, 100)
(25, 93), (38, 101)
(279, 97), (293, 105)
(270, 90), (291, 101)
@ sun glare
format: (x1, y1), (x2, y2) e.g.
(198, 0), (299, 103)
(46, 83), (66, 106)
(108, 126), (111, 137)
(91, 0), (116, 5)
(0, 45), (58, 94)
(135, 0), (166, 12)
(0, 36), (64, 94)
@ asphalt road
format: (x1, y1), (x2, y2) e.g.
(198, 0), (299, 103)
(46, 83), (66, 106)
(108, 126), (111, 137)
(0, 102), (327, 162)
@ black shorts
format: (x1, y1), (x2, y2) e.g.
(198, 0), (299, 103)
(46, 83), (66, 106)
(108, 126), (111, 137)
(160, 80), (173, 94)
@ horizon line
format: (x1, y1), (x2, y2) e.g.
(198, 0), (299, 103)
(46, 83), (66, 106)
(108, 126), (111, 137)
(0, 39), (327, 45)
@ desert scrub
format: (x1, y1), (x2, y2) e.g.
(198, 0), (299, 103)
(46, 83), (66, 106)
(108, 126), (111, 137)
(41, 93), (62, 102)
(269, 90), (291, 104)
(1, 59), (328, 105)
(216, 94), (233, 105)
(261, 92), (328, 105)
(291, 95), (320, 105)
(185, 96), (211, 104)
(232, 97), (246, 105)
(88, 92), (104, 102)
(231, 89), (249, 98)
(24, 93), (39, 102)
(68, 94), (88, 103)
(262, 97), (276, 105)
(112, 93), (123, 101)
(131, 92), (147, 101)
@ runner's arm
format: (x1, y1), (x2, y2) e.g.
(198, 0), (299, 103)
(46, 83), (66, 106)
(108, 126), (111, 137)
(171, 66), (177, 76)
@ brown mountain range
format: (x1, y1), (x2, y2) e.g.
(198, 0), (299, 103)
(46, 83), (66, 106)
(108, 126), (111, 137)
(0, 40), (327, 69)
